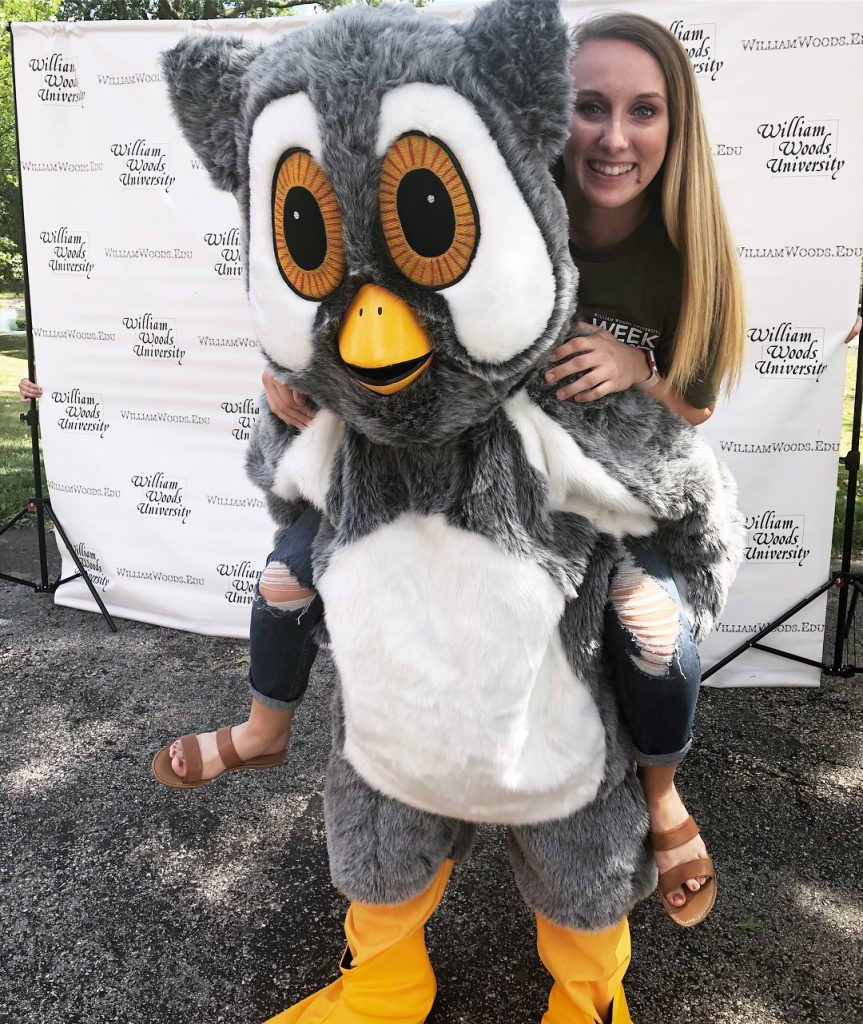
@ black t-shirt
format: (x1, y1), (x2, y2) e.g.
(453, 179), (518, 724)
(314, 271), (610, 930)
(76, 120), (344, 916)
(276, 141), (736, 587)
(569, 207), (716, 408)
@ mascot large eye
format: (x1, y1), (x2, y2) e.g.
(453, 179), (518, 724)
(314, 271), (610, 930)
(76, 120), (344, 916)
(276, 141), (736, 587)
(380, 133), (479, 289)
(272, 149), (345, 300)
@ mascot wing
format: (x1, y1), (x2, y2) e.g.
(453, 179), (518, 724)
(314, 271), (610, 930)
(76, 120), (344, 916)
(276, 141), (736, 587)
(522, 381), (744, 643)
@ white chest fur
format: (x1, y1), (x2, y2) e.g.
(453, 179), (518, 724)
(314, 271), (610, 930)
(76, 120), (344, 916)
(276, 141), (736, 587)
(272, 409), (344, 510)
(318, 512), (607, 825)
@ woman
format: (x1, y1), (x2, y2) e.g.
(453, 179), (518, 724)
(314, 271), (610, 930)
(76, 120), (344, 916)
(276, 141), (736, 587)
(548, 12), (746, 927)
(153, 10), (745, 927)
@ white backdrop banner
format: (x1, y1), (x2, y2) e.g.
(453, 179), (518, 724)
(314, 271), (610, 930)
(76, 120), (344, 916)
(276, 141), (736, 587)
(10, 1), (863, 685)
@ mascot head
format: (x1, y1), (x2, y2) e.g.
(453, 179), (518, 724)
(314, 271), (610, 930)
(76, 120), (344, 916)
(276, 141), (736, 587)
(162, 0), (575, 444)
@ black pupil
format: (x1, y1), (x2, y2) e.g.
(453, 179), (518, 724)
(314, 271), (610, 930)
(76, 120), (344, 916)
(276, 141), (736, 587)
(283, 186), (326, 271)
(396, 169), (455, 259)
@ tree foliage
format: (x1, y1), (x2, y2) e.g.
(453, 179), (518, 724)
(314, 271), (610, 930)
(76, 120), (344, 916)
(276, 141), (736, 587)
(56, 0), (426, 24)
(1, 0), (61, 287)
(58, 0), (337, 21)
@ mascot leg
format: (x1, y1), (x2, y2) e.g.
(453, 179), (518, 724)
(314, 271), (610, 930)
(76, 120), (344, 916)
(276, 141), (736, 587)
(507, 774), (653, 1024)
(536, 914), (632, 1024)
(264, 859), (452, 1024)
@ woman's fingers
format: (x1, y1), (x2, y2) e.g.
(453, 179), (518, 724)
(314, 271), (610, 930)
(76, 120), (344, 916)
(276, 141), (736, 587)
(574, 380), (616, 403)
(549, 336), (595, 363)
(18, 378), (42, 401)
(548, 333), (652, 399)
(556, 370), (608, 401)
(545, 351), (595, 382)
(282, 408), (316, 429)
(263, 371), (315, 430)
(274, 399), (315, 429)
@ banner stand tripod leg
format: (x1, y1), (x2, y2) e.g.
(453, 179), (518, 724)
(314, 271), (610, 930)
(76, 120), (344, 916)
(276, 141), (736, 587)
(48, 501), (118, 631)
(0, 493), (119, 634)
(843, 580), (863, 642)
(0, 22), (117, 634)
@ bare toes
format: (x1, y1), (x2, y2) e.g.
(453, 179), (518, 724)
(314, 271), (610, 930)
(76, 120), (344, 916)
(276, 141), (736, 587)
(171, 753), (186, 778)
(667, 887), (687, 907)
(686, 879), (701, 892)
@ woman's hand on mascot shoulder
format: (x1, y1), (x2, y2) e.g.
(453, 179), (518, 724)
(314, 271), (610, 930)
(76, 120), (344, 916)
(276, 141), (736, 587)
(545, 322), (650, 402)
(262, 369), (315, 430)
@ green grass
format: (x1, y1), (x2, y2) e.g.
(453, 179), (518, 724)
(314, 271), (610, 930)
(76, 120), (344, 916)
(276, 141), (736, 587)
(1, 322), (861, 554)
(0, 331), (43, 523)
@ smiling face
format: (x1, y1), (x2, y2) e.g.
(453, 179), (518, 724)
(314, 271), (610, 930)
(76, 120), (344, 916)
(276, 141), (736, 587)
(563, 39), (670, 218)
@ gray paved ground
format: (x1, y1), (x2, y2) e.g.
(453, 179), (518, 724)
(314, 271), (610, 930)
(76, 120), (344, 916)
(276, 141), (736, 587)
(1, 524), (861, 1024)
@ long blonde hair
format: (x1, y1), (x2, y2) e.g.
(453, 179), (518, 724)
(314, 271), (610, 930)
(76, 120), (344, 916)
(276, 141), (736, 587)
(571, 13), (746, 397)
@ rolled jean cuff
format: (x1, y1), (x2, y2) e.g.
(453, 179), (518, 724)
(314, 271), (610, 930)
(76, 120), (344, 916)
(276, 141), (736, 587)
(248, 680), (305, 713)
(633, 735), (693, 768)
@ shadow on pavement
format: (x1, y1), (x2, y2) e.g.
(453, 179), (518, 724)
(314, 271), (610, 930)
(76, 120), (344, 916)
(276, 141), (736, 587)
(1, 525), (860, 1023)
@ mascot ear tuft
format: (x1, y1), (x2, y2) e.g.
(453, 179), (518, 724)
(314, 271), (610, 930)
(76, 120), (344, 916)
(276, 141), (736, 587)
(161, 35), (260, 194)
(460, 0), (572, 163)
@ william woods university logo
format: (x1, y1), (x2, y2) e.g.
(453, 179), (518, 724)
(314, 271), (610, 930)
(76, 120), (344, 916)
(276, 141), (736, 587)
(221, 397), (260, 441)
(131, 471), (192, 524)
(757, 115), (845, 179)
(70, 540), (109, 591)
(40, 227), (94, 279)
(205, 228), (243, 278)
(216, 560), (262, 606)
(748, 322), (826, 381)
(669, 20), (724, 80)
(745, 511), (810, 567)
(110, 139), (175, 192)
(51, 388), (110, 437)
(28, 52), (85, 104)
(122, 313), (185, 365)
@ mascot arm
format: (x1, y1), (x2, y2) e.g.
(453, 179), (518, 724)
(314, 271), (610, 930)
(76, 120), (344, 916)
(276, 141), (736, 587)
(531, 384), (743, 643)
(246, 388), (344, 532)
(246, 394), (309, 530)
(650, 456), (743, 643)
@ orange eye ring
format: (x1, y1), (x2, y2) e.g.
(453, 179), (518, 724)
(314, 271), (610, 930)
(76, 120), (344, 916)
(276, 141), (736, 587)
(379, 132), (479, 290)
(272, 148), (345, 301)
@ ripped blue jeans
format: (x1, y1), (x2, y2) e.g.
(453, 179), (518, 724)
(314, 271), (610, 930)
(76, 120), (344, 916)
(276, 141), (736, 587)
(248, 505), (324, 711)
(604, 538), (701, 767)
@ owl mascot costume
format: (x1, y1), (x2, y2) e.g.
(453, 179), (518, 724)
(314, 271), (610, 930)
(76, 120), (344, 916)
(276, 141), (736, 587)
(162, 2), (741, 1022)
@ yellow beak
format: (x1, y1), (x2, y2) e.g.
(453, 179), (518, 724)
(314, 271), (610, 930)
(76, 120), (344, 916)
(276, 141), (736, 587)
(338, 284), (433, 395)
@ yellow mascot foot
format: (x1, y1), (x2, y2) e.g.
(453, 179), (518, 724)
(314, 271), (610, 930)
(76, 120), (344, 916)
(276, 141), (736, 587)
(537, 914), (633, 1024)
(266, 977), (345, 1024)
(265, 861), (452, 1024)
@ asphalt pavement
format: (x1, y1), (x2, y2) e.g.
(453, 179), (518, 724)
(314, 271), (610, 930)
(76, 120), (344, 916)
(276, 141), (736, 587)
(1, 524), (861, 1024)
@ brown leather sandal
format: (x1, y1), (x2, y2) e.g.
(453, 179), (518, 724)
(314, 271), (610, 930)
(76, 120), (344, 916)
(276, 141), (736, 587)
(150, 725), (285, 790)
(651, 814), (717, 928)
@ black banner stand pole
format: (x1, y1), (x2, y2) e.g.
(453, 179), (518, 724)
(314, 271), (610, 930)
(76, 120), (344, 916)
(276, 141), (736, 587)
(703, 277), (863, 681)
(0, 23), (117, 632)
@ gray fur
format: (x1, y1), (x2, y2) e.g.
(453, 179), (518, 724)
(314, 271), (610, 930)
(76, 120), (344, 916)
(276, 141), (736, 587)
(160, 35), (260, 193)
(459, 0), (573, 165)
(525, 377), (745, 642)
(251, 381), (736, 928)
(163, 0), (742, 931)
(326, 691), (475, 905)
(162, 1), (576, 447)
(508, 770), (656, 930)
